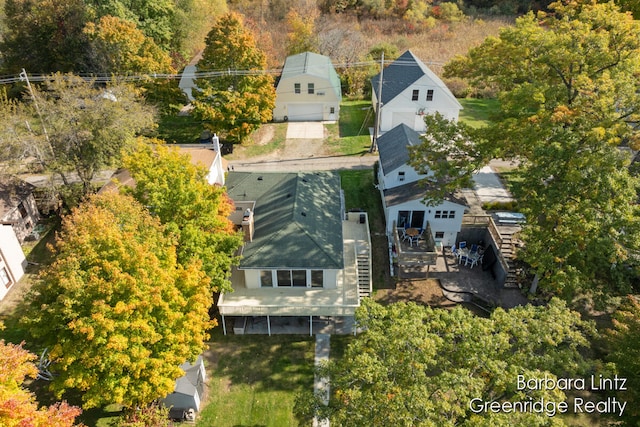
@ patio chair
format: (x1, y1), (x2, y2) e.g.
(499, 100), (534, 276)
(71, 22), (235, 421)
(459, 241), (467, 249)
(470, 243), (478, 253)
(451, 245), (460, 259)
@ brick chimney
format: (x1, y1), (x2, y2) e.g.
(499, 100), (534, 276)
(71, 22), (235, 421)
(241, 208), (254, 242)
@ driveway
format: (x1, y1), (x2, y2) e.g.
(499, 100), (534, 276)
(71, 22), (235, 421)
(472, 165), (514, 204)
(286, 122), (325, 139)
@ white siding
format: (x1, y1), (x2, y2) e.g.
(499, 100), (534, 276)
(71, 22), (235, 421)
(274, 75), (340, 122)
(385, 200), (465, 247)
(380, 165), (426, 190)
(0, 225), (27, 301)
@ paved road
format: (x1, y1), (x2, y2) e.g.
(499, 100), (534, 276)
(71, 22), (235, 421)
(228, 154), (378, 172)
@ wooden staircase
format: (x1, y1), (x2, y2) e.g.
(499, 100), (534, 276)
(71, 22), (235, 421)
(356, 245), (372, 298)
(498, 228), (521, 289)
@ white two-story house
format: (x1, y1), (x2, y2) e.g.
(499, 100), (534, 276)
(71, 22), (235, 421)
(377, 124), (467, 247)
(371, 50), (462, 133)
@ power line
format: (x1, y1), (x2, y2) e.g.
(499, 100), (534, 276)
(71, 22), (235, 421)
(1, 59), (445, 86)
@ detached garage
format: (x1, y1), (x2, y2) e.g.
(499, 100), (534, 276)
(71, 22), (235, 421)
(273, 52), (342, 122)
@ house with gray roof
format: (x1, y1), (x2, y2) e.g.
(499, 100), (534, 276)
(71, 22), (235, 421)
(0, 176), (40, 243)
(372, 50), (462, 133)
(377, 124), (467, 247)
(218, 171), (371, 335)
(273, 52), (342, 122)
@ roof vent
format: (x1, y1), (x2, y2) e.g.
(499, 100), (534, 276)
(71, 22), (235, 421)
(257, 176), (263, 181)
(301, 212), (307, 217)
(302, 178), (309, 183)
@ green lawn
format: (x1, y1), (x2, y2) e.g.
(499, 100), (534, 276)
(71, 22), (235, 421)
(458, 98), (500, 128)
(196, 334), (314, 427)
(326, 100), (375, 156)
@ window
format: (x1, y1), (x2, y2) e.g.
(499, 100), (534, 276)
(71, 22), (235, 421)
(311, 270), (323, 288)
(294, 83), (301, 94)
(260, 270), (273, 287)
(412, 89), (419, 101)
(18, 202), (27, 218)
(435, 210), (456, 219)
(276, 270), (308, 287)
(330, 107), (335, 114)
(435, 232), (445, 239)
(0, 267), (10, 288)
(426, 89), (434, 101)
(308, 83), (314, 94)
(398, 171), (405, 182)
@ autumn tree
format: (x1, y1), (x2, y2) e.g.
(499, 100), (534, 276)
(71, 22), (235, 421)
(123, 142), (242, 293)
(296, 299), (594, 426)
(21, 192), (213, 409)
(192, 12), (275, 143)
(442, 0), (640, 300)
(0, 334), (83, 427)
(84, 15), (174, 75)
(285, 9), (318, 55)
(605, 295), (640, 424)
(0, 74), (154, 203)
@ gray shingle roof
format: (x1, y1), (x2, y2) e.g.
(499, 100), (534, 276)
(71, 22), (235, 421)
(383, 180), (467, 207)
(371, 50), (461, 108)
(377, 124), (423, 176)
(279, 52), (342, 99)
(225, 172), (344, 270)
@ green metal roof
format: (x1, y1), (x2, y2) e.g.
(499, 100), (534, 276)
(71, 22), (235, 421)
(225, 172), (344, 270)
(279, 52), (342, 99)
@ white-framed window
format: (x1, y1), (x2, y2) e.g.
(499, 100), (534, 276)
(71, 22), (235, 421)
(308, 83), (315, 94)
(294, 83), (301, 94)
(435, 231), (445, 239)
(1, 267), (10, 288)
(277, 270), (307, 287)
(435, 210), (456, 219)
(426, 89), (434, 101)
(311, 270), (323, 288)
(260, 270), (273, 287)
(398, 171), (405, 182)
(412, 89), (419, 101)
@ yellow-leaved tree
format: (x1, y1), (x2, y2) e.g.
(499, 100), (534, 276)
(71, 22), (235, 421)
(21, 192), (213, 409)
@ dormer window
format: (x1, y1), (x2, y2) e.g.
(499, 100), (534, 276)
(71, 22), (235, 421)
(398, 171), (406, 182)
(426, 89), (434, 101)
(412, 89), (419, 101)
(308, 83), (315, 94)
(294, 83), (301, 94)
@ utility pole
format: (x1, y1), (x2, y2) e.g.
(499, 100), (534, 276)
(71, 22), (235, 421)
(370, 52), (384, 153)
(20, 69), (53, 157)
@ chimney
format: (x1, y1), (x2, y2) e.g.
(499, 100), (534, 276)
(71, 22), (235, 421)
(212, 133), (221, 152)
(241, 208), (254, 242)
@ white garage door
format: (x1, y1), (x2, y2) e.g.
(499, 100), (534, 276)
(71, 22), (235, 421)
(287, 104), (323, 121)
(391, 111), (418, 130)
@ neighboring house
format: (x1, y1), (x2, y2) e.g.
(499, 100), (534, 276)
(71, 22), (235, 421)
(100, 137), (226, 193)
(162, 355), (205, 420)
(371, 50), (462, 133)
(218, 171), (372, 335)
(0, 176), (40, 243)
(377, 124), (467, 247)
(273, 52), (342, 122)
(0, 224), (27, 301)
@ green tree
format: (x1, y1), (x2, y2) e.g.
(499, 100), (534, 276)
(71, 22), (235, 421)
(123, 142), (242, 293)
(605, 295), (640, 424)
(1, 0), (92, 73)
(192, 12), (275, 144)
(443, 0), (640, 300)
(296, 299), (594, 426)
(84, 15), (174, 75)
(0, 333), (83, 427)
(408, 112), (486, 205)
(21, 192), (213, 409)
(5, 74), (154, 200)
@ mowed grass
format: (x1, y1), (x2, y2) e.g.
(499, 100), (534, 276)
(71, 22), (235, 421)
(196, 334), (315, 427)
(458, 98), (500, 128)
(326, 100), (374, 156)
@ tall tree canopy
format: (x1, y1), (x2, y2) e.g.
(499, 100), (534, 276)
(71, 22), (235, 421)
(296, 299), (595, 426)
(0, 335), (83, 427)
(442, 0), (640, 300)
(192, 12), (275, 143)
(605, 295), (640, 424)
(0, 74), (154, 202)
(1, 0), (92, 73)
(84, 15), (174, 74)
(21, 192), (213, 409)
(123, 142), (242, 293)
